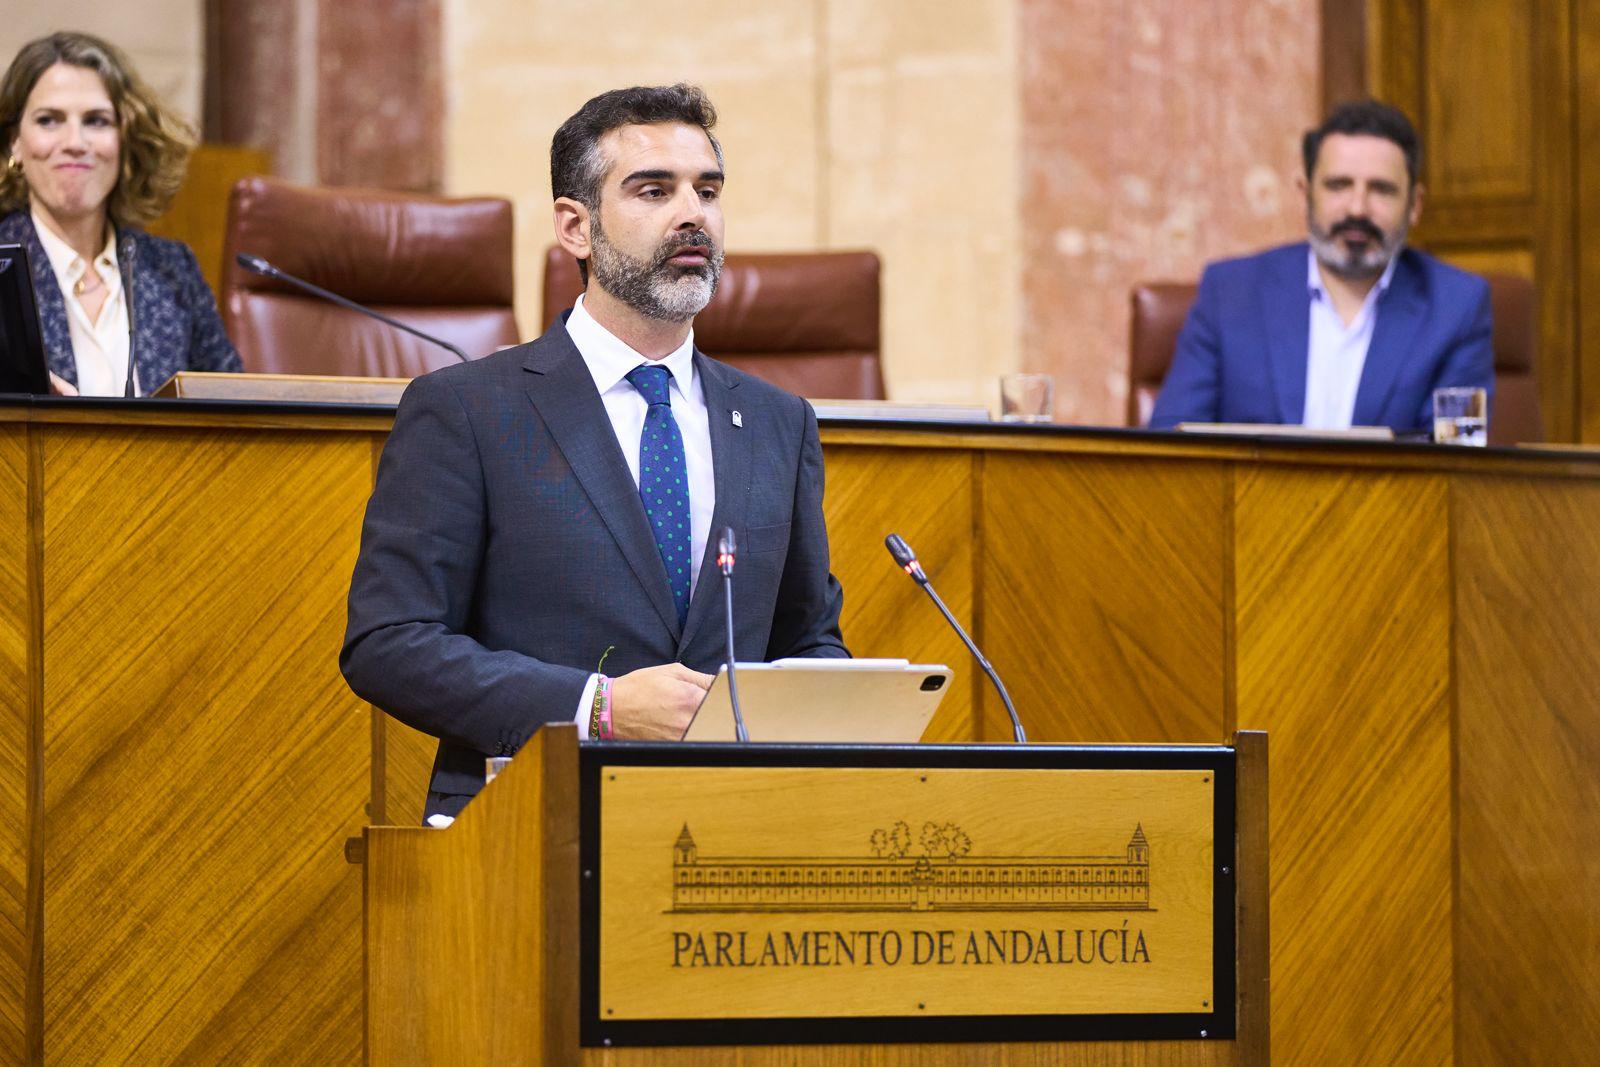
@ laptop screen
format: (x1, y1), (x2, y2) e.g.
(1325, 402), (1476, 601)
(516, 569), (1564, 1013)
(0, 243), (50, 395)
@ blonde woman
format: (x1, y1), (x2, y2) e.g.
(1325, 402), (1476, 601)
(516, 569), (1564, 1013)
(0, 31), (239, 395)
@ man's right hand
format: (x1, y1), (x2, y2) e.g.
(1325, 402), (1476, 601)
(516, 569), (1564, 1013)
(609, 663), (714, 740)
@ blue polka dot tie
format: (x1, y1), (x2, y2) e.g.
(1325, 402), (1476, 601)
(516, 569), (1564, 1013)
(625, 364), (692, 627)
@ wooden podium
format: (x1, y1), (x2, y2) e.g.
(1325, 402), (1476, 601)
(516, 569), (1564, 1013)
(3, 397), (1594, 1062)
(363, 729), (1268, 1065)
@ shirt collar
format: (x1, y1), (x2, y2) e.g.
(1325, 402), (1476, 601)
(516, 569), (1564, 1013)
(565, 293), (697, 396)
(31, 203), (116, 279)
(1307, 244), (1400, 302)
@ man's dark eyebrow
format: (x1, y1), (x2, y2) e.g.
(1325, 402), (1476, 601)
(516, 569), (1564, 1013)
(619, 168), (726, 185)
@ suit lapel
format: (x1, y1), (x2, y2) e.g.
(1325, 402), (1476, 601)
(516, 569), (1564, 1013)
(522, 327), (682, 639)
(678, 353), (748, 654)
(14, 214), (77, 383)
(1352, 254), (1426, 427)
(120, 230), (168, 394)
(1262, 247), (1311, 424)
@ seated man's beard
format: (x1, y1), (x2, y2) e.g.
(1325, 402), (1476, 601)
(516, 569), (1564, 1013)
(588, 222), (724, 323)
(1308, 210), (1408, 280)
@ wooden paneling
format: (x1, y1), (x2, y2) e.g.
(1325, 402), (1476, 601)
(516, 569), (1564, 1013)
(1453, 476), (1600, 1061)
(380, 714), (437, 828)
(1234, 469), (1453, 1063)
(1423, 0), (1535, 199)
(0, 427), (28, 1062)
(1579, 2), (1600, 442)
(1355, 0), (1581, 442)
(982, 455), (1227, 744)
(0, 411), (1592, 1062)
(823, 447), (977, 743)
(367, 725), (578, 1066)
(145, 144), (272, 298)
(38, 427), (371, 1062)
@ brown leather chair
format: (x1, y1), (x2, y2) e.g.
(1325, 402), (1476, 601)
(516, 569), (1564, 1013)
(1127, 282), (1198, 429)
(541, 246), (884, 399)
(221, 176), (520, 377)
(1127, 273), (1544, 444)
(1484, 274), (1543, 445)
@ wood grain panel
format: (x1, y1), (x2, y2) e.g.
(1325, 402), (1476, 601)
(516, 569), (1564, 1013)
(981, 455), (1227, 744)
(1453, 475), (1600, 1060)
(38, 427), (371, 1063)
(145, 144), (272, 297)
(0, 427), (29, 1063)
(1580, 1), (1600, 441)
(1423, 0), (1535, 199)
(1365, 0), (1580, 442)
(823, 447), (977, 743)
(1434, 246), (1536, 282)
(1234, 468), (1453, 1063)
(380, 713), (437, 828)
(367, 725), (577, 1066)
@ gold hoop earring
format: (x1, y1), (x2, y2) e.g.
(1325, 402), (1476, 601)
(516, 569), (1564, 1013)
(5, 155), (20, 175)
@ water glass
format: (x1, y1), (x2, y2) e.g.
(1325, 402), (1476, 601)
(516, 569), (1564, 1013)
(1432, 387), (1488, 446)
(485, 756), (512, 784)
(1000, 373), (1054, 423)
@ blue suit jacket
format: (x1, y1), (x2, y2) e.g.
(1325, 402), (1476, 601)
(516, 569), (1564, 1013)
(0, 210), (240, 391)
(1149, 243), (1492, 433)
(341, 320), (849, 816)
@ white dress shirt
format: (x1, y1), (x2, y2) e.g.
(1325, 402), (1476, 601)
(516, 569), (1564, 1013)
(32, 208), (136, 396)
(563, 294), (717, 735)
(1302, 248), (1398, 429)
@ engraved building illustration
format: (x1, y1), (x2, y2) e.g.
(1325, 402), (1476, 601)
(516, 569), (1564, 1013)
(670, 823), (1152, 913)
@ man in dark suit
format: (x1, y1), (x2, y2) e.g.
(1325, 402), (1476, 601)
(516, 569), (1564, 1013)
(341, 85), (848, 818)
(1150, 100), (1492, 434)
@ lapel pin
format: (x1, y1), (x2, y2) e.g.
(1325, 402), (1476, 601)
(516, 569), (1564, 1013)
(731, 410), (743, 428)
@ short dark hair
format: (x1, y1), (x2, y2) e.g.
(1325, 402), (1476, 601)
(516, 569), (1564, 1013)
(1302, 100), (1421, 187)
(549, 84), (721, 283)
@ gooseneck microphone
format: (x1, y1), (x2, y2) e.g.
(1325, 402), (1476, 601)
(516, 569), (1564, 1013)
(234, 253), (471, 363)
(119, 235), (138, 397)
(885, 533), (1027, 743)
(717, 526), (750, 743)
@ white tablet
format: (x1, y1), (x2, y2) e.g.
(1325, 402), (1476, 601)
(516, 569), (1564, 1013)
(681, 658), (953, 743)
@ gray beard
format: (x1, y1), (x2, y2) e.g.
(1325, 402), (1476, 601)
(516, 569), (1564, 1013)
(588, 222), (724, 324)
(1307, 213), (1409, 281)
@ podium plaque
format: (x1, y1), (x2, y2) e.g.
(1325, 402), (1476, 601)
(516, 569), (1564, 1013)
(581, 743), (1236, 1047)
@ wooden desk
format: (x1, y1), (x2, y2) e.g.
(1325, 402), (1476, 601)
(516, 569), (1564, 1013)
(1, 399), (1594, 1063)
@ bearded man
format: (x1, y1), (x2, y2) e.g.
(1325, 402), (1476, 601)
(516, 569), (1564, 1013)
(1150, 100), (1493, 433)
(342, 85), (848, 819)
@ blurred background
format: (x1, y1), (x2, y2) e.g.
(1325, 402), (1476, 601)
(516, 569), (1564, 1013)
(8, 0), (1594, 440)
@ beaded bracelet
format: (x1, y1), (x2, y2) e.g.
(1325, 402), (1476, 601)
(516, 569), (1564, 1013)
(596, 676), (614, 740)
(589, 675), (614, 741)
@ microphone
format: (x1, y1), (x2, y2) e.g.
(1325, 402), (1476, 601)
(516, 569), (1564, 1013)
(884, 533), (1027, 743)
(234, 253), (471, 363)
(717, 526), (749, 743)
(119, 234), (138, 397)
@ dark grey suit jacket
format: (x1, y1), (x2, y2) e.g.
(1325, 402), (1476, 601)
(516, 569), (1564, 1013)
(341, 319), (848, 816)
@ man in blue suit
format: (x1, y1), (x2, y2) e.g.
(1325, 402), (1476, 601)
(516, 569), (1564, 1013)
(1150, 101), (1492, 433)
(342, 85), (848, 818)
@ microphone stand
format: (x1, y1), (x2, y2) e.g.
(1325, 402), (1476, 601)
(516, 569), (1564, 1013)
(234, 253), (471, 363)
(119, 234), (138, 397)
(885, 533), (1027, 743)
(718, 527), (749, 743)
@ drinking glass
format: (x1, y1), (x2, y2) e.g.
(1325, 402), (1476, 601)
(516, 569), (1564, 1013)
(1000, 373), (1054, 423)
(1432, 387), (1488, 446)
